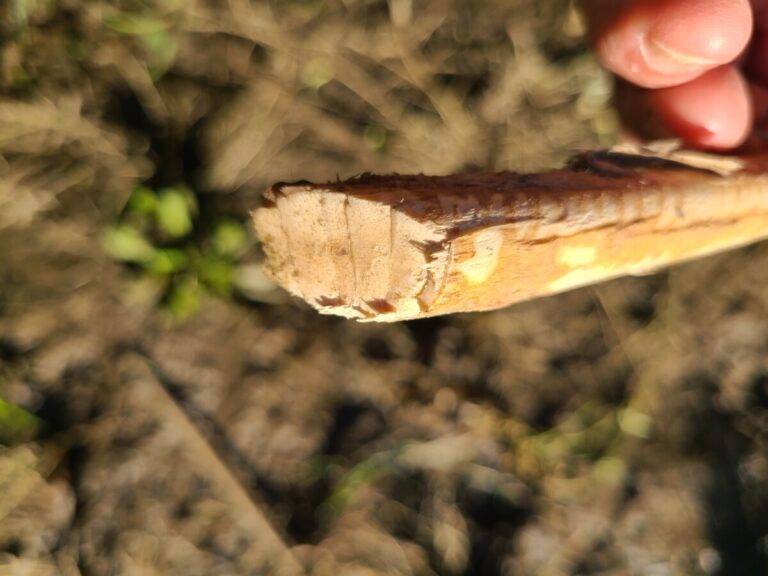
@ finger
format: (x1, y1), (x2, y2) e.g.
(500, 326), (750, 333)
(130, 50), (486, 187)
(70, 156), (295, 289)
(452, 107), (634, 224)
(583, 0), (753, 89)
(649, 65), (752, 149)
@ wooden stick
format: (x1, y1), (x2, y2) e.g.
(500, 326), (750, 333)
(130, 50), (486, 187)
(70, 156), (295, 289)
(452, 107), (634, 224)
(120, 356), (304, 575)
(253, 143), (768, 322)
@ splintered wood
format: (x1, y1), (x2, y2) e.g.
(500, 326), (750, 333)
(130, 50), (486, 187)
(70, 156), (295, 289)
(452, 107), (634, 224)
(253, 146), (768, 322)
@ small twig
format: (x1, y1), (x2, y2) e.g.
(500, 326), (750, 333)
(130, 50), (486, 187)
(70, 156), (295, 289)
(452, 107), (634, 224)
(119, 355), (304, 575)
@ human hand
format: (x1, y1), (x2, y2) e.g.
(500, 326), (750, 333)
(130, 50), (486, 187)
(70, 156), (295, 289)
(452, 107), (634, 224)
(581, 0), (768, 150)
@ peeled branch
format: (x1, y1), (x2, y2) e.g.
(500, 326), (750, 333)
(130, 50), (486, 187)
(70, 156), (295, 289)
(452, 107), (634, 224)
(253, 142), (768, 322)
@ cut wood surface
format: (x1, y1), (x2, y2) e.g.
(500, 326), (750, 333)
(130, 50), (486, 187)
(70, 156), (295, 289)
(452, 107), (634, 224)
(253, 144), (768, 322)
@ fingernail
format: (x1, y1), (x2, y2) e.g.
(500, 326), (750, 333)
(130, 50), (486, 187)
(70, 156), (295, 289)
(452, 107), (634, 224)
(642, 36), (720, 75)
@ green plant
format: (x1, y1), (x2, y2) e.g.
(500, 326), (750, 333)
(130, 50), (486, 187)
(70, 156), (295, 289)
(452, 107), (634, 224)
(0, 397), (41, 446)
(105, 184), (250, 318)
(101, 1), (183, 79)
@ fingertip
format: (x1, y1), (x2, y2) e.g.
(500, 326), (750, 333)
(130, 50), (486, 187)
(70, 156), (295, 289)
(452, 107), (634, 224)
(649, 0), (752, 63)
(595, 0), (752, 89)
(650, 65), (752, 150)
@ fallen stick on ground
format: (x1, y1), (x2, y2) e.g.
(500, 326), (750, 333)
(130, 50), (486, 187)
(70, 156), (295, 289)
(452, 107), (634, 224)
(253, 142), (768, 322)
(120, 356), (304, 575)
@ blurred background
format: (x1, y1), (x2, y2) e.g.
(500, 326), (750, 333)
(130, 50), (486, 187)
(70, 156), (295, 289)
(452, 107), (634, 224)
(1, 0), (767, 574)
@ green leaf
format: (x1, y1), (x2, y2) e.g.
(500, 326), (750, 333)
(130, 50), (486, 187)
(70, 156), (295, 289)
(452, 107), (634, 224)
(146, 248), (188, 275)
(300, 58), (333, 89)
(197, 254), (234, 296)
(11, 0), (30, 30)
(128, 186), (158, 215)
(327, 456), (389, 512)
(212, 220), (247, 257)
(104, 226), (156, 263)
(156, 187), (195, 239)
(166, 277), (200, 318)
(143, 30), (179, 80)
(105, 12), (168, 36)
(0, 398), (41, 445)
(363, 124), (387, 151)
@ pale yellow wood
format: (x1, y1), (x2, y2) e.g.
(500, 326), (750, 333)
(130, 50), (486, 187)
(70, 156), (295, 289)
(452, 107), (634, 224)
(253, 148), (768, 322)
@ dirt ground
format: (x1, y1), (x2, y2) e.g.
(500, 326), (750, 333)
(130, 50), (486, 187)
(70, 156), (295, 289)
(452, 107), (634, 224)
(1, 1), (767, 575)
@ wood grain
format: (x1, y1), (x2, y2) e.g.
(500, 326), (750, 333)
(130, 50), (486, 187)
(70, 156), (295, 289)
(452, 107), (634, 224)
(253, 146), (768, 322)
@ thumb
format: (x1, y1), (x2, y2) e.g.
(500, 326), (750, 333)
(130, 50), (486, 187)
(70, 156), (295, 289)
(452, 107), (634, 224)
(578, 0), (753, 89)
